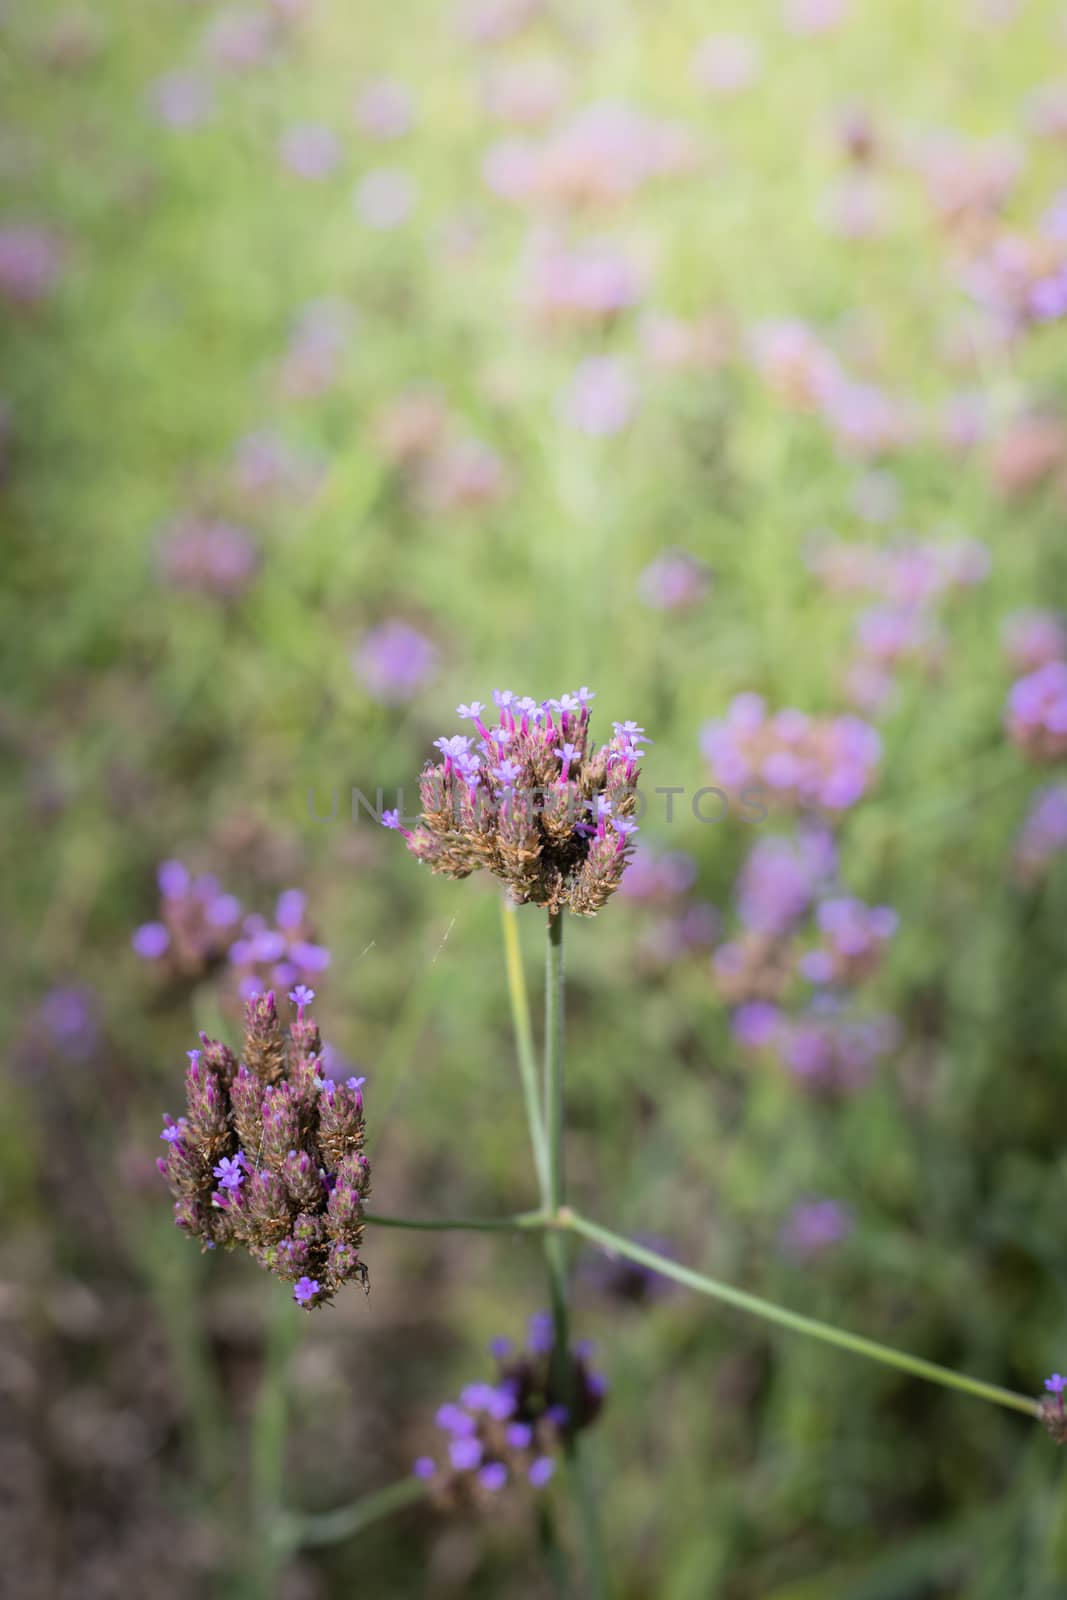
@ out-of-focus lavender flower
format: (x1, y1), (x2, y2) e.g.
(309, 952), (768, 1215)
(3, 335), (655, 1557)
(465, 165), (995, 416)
(1026, 83), (1067, 141)
(482, 58), (568, 125)
(819, 377), (914, 458)
(279, 124), (342, 180)
(149, 72), (215, 131)
(356, 79), (415, 139)
(485, 101), (696, 209)
(990, 414), (1067, 497)
(231, 430), (325, 502)
(818, 175), (887, 240)
(354, 168), (417, 229)
(133, 861), (244, 977)
(562, 356), (638, 437)
(701, 696), (881, 813)
(780, 1199), (853, 1257)
(749, 319), (842, 410)
(202, 7), (276, 70)
(783, 0), (849, 32)
(918, 132), (1023, 230)
(0, 225), (63, 307)
(853, 606), (945, 671)
(805, 536), (988, 606)
(691, 34), (763, 95)
(1006, 661), (1067, 762)
(372, 385), (449, 466)
(1014, 784), (1067, 883)
(731, 999), (781, 1048)
(806, 896), (898, 983)
(637, 550), (711, 612)
(417, 436), (510, 513)
(737, 831), (835, 936)
(941, 391), (990, 453)
(521, 233), (645, 328)
(414, 1314), (602, 1505)
(157, 516), (259, 600)
(133, 922), (171, 960)
(352, 620), (440, 704)
(39, 985), (99, 1061)
(229, 901), (331, 999)
(639, 309), (733, 370)
(455, 0), (542, 45)
(774, 1006), (899, 1093)
(618, 846), (698, 903)
(1002, 610), (1067, 673)
(279, 298), (354, 398)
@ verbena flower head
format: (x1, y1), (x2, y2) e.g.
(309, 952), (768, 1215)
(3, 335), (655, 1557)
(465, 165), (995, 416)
(385, 689), (645, 915)
(156, 989), (371, 1308)
(412, 1318), (605, 1505)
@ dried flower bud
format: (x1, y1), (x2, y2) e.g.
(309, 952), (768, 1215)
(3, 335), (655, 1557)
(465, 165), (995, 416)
(157, 987), (371, 1307)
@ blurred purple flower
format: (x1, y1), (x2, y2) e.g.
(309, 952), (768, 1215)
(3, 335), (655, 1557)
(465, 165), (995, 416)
(562, 356), (637, 437)
(352, 620), (439, 704)
(0, 225), (63, 307)
(279, 124), (342, 180)
(157, 516), (259, 600)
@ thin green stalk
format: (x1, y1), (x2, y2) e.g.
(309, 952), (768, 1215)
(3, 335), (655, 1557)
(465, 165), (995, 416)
(545, 908), (565, 1214)
(362, 1208), (546, 1232)
(247, 1287), (303, 1597)
(561, 1211), (1041, 1420)
(501, 895), (550, 1197)
(278, 1477), (430, 1552)
(542, 911), (610, 1600)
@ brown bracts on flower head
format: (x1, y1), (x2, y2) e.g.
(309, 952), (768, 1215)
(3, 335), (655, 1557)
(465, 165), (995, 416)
(156, 986), (371, 1309)
(382, 690), (646, 915)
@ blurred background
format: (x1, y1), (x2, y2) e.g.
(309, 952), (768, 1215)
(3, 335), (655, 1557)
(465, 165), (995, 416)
(6, 0), (1067, 1593)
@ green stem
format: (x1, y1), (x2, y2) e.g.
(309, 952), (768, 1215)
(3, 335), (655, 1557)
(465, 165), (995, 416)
(545, 908), (565, 1216)
(279, 1477), (430, 1552)
(501, 895), (550, 1197)
(362, 1209), (546, 1232)
(247, 1288), (303, 1597)
(561, 1211), (1040, 1420)
(542, 912), (610, 1600)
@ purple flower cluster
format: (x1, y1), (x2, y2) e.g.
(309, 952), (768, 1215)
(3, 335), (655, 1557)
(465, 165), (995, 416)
(636, 550), (712, 612)
(228, 889), (331, 999)
(1005, 661), (1067, 761)
(413, 1316), (606, 1504)
(157, 988), (370, 1307)
(780, 1198), (853, 1258)
(133, 866), (330, 997)
(384, 689), (646, 914)
(1014, 784), (1067, 882)
(352, 620), (440, 705)
(483, 101), (696, 211)
(157, 516), (260, 601)
(701, 695), (881, 814)
(370, 386), (509, 513)
(1002, 610), (1067, 673)
(733, 1000), (899, 1093)
(132, 860), (243, 974)
(713, 828), (899, 1092)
